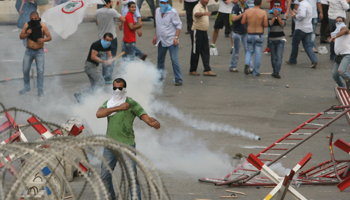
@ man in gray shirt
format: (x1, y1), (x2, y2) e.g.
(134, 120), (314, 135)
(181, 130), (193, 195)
(153, 0), (183, 86)
(96, 0), (125, 84)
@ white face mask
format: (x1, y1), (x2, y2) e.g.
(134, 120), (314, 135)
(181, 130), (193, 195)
(336, 22), (345, 28)
(106, 88), (127, 116)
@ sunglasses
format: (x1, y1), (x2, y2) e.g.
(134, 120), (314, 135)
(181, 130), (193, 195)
(113, 87), (124, 91)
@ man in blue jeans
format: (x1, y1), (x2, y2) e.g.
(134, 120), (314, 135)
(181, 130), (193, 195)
(286, 0), (317, 68)
(19, 11), (51, 97)
(241, 0), (268, 76)
(268, 0), (286, 78)
(153, 0), (183, 86)
(96, 78), (160, 200)
(229, 0), (252, 73)
(330, 17), (350, 87)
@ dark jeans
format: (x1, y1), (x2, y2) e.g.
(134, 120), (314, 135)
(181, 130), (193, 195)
(137, 0), (155, 19)
(329, 18), (336, 60)
(101, 37), (118, 82)
(291, 4), (295, 35)
(190, 30), (211, 72)
(288, 29), (317, 64)
(184, 1), (198, 33)
(320, 4), (330, 41)
(269, 40), (285, 74)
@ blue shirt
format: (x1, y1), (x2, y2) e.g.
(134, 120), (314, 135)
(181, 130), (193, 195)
(155, 8), (182, 47)
(231, 3), (249, 34)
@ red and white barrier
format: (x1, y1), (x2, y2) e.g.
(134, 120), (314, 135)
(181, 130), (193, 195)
(334, 138), (350, 191)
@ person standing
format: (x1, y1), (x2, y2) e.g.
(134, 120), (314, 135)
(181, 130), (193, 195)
(189, 0), (217, 76)
(179, 0), (199, 34)
(122, 2), (147, 61)
(328, 0), (349, 61)
(96, 0), (125, 84)
(19, 11), (51, 97)
(229, 0), (252, 72)
(153, 0), (183, 86)
(320, 0), (330, 43)
(74, 33), (113, 103)
(17, 0), (37, 29)
(285, 0), (318, 68)
(210, 0), (236, 54)
(241, 0), (268, 76)
(330, 17), (350, 87)
(137, 0), (156, 22)
(268, 0), (286, 78)
(34, 0), (49, 16)
(96, 78), (160, 200)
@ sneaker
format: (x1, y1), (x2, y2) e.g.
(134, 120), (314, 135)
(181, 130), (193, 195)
(313, 47), (318, 53)
(38, 91), (45, 97)
(285, 61), (296, 65)
(19, 88), (30, 95)
(244, 64), (250, 75)
(263, 47), (270, 54)
(230, 47), (234, 54)
(229, 68), (239, 72)
(141, 53), (147, 61)
(74, 93), (82, 103)
(203, 71), (217, 76)
(210, 44), (216, 48)
(175, 81), (182, 86)
(105, 80), (112, 84)
(189, 71), (200, 76)
(311, 62), (317, 69)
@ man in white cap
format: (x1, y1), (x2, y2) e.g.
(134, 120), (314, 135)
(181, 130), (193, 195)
(153, 0), (183, 86)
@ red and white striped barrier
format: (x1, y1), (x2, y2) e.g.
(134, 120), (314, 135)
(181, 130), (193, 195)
(247, 153), (312, 200)
(334, 138), (350, 191)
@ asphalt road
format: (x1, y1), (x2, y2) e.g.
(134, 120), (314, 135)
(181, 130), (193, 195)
(1, 14), (350, 199)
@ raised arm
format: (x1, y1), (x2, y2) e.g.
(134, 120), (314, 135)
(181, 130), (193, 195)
(140, 114), (160, 129)
(96, 102), (130, 118)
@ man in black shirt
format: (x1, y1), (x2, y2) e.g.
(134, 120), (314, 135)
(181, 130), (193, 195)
(74, 32), (113, 103)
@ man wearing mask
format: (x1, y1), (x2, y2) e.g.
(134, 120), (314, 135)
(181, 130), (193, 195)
(19, 11), (51, 97)
(74, 33), (113, 103)
(153, 0), (183, 86)
(96, 0), (125, 84)
(96, 78), (160, 200)
(330, 17), (350, 87)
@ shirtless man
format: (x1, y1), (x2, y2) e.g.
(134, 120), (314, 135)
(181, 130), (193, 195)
(19, 11), (51, 97)
(241, 0), (268, 76)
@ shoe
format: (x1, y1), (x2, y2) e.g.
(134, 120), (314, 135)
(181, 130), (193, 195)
(285, 61), (296, 65)
(203, 71), (217, 76)
(263, 47), (270, 54)
(320, 39), (329, 44)
(141, 53), (147, 61)
(225, 34), (230, 38)
(300, 49), (305, 52)
(174, 81), (182, 86)
(189, 71), (200, 76)
(74, 93), (82, 103)
(38, 91), (45, 97)
(254, 73), (261, 76)
(210, 44), (216, 48)
(244, 64), (250, 75)
(289, 34), (293, 37)
(249, 68), (253, 74)
(311, 62), (317, 69)
(105, 80), (112, 84)
(185, 31), (190, 34)
(19, 88), (30, 95)
(230, 47), (234, 54)
(313, 47), (318, 53)
(230, 68), (239, 72)
(316, 33), (320, 36)
(272, 73), (281, 78)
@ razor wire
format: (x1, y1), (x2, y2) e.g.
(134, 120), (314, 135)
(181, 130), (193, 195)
(0, 103), (171, 200)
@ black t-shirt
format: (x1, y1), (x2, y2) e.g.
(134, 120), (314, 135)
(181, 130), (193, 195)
(86, 40), (111, 65)
(231, 3), (249, 34)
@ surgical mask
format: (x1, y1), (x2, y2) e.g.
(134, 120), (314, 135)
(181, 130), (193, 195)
(159, 3), (171, 13)
(336, 22), (346, 27)
(101, 39), (111, 49)
(28, 19), (41, 27)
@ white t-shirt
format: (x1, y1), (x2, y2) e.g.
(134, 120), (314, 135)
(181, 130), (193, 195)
(95, 7), (122, 39)
(335, 33), (350, 55)
(218, 0), (235, 14)
(328, 0), (349, 19)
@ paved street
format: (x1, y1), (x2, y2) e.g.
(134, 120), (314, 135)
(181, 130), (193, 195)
(1, 13), (350, 199)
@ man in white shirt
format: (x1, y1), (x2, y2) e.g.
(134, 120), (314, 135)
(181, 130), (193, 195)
(285, 0), (317, 68)
(330, 17), (350, 87)
(153, 0), (183, 86)
(328, 0), (350, 60)
(96, 0), (125, 84)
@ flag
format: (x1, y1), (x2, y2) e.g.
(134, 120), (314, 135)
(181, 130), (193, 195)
(42, 0), (104, 39)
